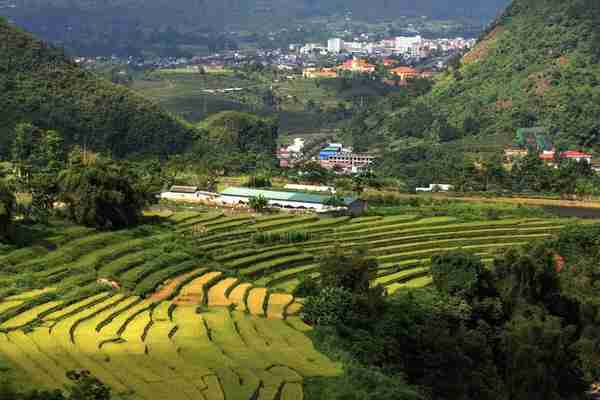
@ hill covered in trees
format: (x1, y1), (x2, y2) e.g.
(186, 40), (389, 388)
(425, 0), (600, 148)
(0, 17), (195, 158)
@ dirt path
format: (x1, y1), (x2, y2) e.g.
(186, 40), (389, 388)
(150, 268), (206, 302)
(393, 193), (600, 210)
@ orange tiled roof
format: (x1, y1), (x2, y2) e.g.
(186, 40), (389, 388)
(391, 66), (418, 74)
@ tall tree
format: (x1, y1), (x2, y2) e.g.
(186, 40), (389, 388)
(11, 123), (66, 222)
(59, 162), (147, 229)
(0, 180), (15, 241)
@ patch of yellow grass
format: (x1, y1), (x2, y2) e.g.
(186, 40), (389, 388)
(267, 293), (294, 320)
(227, 283), (253, 311)
(207, 278), (239, 307)
(247, 288), (268, 316)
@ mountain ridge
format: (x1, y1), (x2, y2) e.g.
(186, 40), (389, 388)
(425, 0), (600, 148)
(0, 18), (194, 158)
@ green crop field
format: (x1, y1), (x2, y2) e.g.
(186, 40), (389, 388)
(0, 209), (576, 398)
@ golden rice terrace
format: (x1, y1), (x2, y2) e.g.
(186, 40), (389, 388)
(0, 210), (571, 399)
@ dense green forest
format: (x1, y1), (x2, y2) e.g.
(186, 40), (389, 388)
(305, 223), (600, 400)
(0, 17), (194, 159)
(423, 0), (600, 148)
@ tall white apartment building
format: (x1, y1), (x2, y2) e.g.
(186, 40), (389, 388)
(394, 35), (423, 57)
(328, 38), (343, 53)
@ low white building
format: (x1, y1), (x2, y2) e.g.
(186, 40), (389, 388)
(219, 187), (366, 214)
(160, 186), (199, 201)
(161, 186), (220, 203)
(284, 184), (336, 193)
(415, 184), (454, 193)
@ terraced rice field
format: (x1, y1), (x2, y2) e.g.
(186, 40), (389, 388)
(194, 214), (569, 294)
(0, 210), (573, 398)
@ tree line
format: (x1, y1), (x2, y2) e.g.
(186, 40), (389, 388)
(301, 223), (600, 400)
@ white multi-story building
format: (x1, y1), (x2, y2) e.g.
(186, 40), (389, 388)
(343, 41), (366, 53)
(328, 38), (343, 53)
(394, 36), (423, 57)
(300, 43), (327, 54)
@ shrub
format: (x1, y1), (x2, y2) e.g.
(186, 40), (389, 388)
(248, 195), (268, 212)
(244, 174), (272, 188)
(252, 231), (313, 245)
(302, 287), (353, 326)
(0, 180), (15, 241)
(293, 275), (321, 298)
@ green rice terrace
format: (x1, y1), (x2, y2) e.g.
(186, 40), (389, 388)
(0, 210), (575, 399)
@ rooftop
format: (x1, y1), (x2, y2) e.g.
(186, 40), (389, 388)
(219, 187), (356, 206)
(169, 186), (198, 193)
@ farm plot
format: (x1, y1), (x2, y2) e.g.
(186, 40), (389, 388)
(0, 293), (340, 399)
(192, 215), (568, 294)
(0, 210), (572, 398)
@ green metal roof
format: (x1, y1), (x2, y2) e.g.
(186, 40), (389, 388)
(219, 187), (357, 206)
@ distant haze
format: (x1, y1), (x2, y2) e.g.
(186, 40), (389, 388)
(1, 0), (511, 55)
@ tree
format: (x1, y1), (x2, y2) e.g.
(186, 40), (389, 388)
(492, 244), (561, 312)
(248, 194), (268, 212)
(0, 180), (15, 241)
(0, 371), (111, 400)
(59, 162), (147, 229)
(298, 161), (331, 184)
(12, 122), (38, 179)
(431, 251), (491, 299)
(11, 124), (66, 223)
(200, 111), (279, 155)
(319, 247), (378, 295)
(244, 174), (272, 188)
(510, 151), (553, 192)
(324, 194), (346, 207)
(501, 314), (587, 400)
(67, 371), (111, 400)
(481, 154), (508, 191)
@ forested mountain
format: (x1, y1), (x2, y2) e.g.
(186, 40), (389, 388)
(0, 0), (508, 55)
(424, 0), (600, 148)
(0, 17), (194, 158)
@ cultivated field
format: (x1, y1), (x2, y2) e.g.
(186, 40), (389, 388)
(0, 210), (573, 399)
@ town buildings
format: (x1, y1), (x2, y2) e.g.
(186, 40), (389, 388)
(302, 67), (338, 79)
(318, 143), (376, 174)
(336, 57), (376, 74)
(328, 38), (343, 54)
(277, 138), (305, 168)
(302, 57), (430, 82)
(539, 150), (593, 166)
(390, 66), (419, 80)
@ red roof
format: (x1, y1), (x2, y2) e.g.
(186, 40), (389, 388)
(539, 150), (592, 161)
(338, 59), (376, 71)
(561, 151), (592, 158)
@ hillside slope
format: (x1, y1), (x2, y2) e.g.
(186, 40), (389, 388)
(427, 0), (600, 148)
(0, 18), (194, 158)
